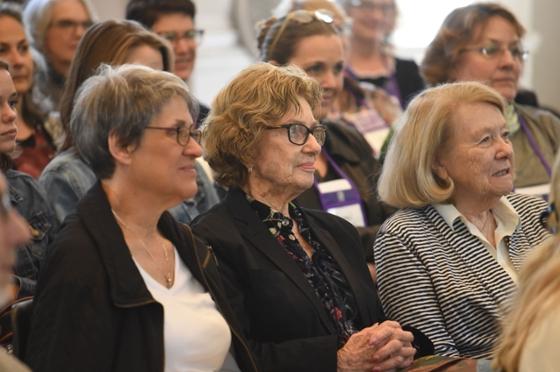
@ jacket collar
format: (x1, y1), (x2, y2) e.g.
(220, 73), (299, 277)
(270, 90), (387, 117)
(225, 188), (368, 333)
(323, 120), (361, 164)
(77, 182), (205, 308)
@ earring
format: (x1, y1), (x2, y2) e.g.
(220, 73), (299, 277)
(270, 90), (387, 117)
(248, 166), (253, 173)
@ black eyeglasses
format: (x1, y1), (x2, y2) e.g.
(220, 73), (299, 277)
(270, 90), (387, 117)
(145, 122), (201, 146)
(265, 123), (327, 146)
(158, 29), (205, 45)
(540, 202), (558, 234)
(461, 42), (529, 61)
(268, 10), (334, 56)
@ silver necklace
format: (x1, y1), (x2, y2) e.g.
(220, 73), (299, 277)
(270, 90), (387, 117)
(111, 209), (174, 288)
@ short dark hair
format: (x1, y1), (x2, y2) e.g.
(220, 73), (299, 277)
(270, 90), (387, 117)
(125, 0), (196, 28)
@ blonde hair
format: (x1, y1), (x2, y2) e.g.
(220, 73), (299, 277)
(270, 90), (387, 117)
(493, 153), (560, 371)
(378, 81), (505, 208)
(202, 63), (321, 188)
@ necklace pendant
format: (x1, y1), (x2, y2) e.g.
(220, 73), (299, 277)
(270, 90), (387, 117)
(165, 275), (173, 289)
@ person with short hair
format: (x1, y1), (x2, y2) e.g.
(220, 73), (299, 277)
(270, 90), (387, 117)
(421, 2), (560, 190)
(25, 64), (255, 372)
(193, 62), (432, 372)
(23, 0), (96, 113)
(126, 0), (210, 126)
(374, 81), (551, 358)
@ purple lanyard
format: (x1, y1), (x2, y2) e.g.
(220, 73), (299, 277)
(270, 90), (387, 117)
(314, 151), (362, 206)
(518, 113), (552, 177)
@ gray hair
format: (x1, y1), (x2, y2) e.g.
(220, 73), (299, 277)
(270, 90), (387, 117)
(71, 64), (197, 179)
(23, 0), (97, 54)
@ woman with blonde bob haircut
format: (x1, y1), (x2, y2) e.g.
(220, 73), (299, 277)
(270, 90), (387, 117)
(374, 81), (550, 358)
(493, 153), (560, 372)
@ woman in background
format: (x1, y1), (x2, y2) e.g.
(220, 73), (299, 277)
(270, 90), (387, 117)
(0, 3), (56, 177)
(340, 0), (425, 108)
(421, 2), (560, 190)
(39, 20), (218, 223)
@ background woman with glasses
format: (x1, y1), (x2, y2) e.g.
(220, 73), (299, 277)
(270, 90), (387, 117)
(340, 0), (425, 109)
(421, 2), (560, 192)
(26, 64), (254, 372)
(193, 63), (432, 372)
(257, 9), (395, 270)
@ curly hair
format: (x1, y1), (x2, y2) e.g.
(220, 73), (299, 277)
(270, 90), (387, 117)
(202, 63), (321, 188)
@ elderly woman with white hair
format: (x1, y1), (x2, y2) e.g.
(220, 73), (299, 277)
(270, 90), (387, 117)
(374, 81), (550, 358)
(23, 0), (96, 112)
(25, 64), (256, 372)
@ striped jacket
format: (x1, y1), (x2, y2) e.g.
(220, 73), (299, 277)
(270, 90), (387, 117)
(374, 193), (550, 358)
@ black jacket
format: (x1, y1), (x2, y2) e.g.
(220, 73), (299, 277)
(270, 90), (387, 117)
(25, 183), (258, 372)
(191, 188), (387, 372)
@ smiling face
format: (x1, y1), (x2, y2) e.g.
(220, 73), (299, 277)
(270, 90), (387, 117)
(248, 96), (322, 201)
(152, 12), (197, 81)
(435, 101), (514, 208)
(44, 0), (91, 76)
(451, 16), (523, 102)
(0, 16), (34, 94)
(0, 70), (18, 155)
(128, 95), (201, 206)
(287, 34), (344, 120)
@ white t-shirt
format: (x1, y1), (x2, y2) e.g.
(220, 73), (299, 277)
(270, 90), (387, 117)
(134, 249), (231, 372)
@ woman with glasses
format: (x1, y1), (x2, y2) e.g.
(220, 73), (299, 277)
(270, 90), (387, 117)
(23, 0), (96, 113)
(26, 64), (255, 372)
(374, 81), (550, 358)
(192, 63), (432, 372)
(494, 156), (560, 372)
(340, 0), (425, 109)
(257, 9), (395, 268)
(39, 20), (219, 223)
(421, 2), (560, 192)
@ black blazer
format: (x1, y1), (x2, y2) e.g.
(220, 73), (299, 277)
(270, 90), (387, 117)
(25, 183), (258, 372)
(191, 188), (386, 372)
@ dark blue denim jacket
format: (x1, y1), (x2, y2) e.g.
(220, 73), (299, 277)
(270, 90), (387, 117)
(7, 169), (60, 297)
(39, 149), (220, 224)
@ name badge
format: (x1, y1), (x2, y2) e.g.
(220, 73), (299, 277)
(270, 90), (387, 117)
(317, 179), (366, 227)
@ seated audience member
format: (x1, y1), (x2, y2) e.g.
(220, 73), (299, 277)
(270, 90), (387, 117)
(39, 20), (218, 222)
(270, 1), (402, 156)
(493, 153), (560, 372)
(192, 63), (433, 372)
(257, 10), (394, 260)
(0, 171), (31, 371)
(125, 0), (210, 126)
(374, 81), (551, 358)
(23, 0), (96, 113)
(0, 60), (58, 297)
(26, 64), (255, 372)
(339, 0), (425, 109)
(0, 3), (56, 178)
(421, 2), (560, 191)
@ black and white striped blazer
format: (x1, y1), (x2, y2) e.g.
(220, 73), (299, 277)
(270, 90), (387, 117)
(374, 193), (550, 358)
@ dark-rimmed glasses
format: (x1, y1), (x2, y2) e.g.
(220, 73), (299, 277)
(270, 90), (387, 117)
(265, 123), (327, 146)
(145, 122), (201, 146)
(540, 202), (558, 234)
(158, 29), (205, 45)
(268, 10), (334, 56)
(461, 42), (529, 61)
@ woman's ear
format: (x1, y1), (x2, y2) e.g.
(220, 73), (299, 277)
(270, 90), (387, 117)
(107, 132), (133, 166)
(432, 157), (449, 181)
(268, 60), (280, 66)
